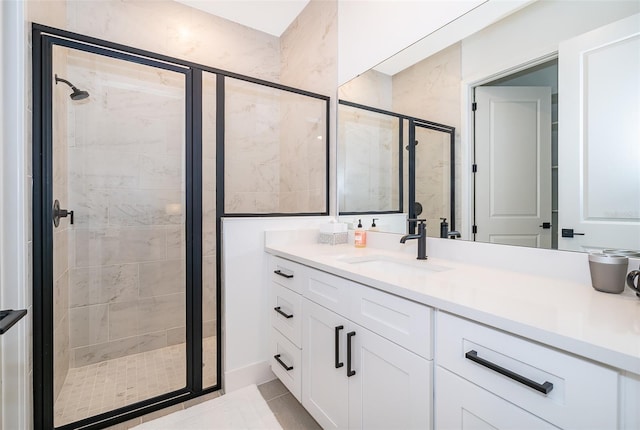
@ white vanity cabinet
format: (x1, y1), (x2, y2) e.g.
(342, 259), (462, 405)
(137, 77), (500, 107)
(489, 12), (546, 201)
(302, 268), (432, 430)
(436, 312), (619, 429)
(269, 255), (433, 430)
(303, 298), (431, 430)
(269, 256), (307, 401)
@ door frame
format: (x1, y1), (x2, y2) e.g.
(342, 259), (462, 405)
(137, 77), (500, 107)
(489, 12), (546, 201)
(461, 52), (558, 242)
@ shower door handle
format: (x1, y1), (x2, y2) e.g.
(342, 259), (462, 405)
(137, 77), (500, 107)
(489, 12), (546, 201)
(53, 199), (74, 227)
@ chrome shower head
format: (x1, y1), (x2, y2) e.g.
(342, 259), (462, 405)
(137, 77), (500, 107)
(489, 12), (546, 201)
(55, 74), (89, 101)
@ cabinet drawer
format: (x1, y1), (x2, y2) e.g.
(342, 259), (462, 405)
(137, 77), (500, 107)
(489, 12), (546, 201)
(436, 312), (618, 429)
(349, 282), (432, 359)
(304, 268), (352, 317)
(436, 366), (557, 430)
(271, 282), (302, 347)
(270, 328), (302, 402)
(271, 256), (306, 294)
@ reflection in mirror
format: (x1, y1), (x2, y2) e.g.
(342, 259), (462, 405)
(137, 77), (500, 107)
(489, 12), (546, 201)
(338, 103), (401, 213)
(338, 100), (456, 237)
(337, 0), (640, 252)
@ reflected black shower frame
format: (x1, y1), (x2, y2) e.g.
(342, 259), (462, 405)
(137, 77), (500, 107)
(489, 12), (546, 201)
(32, 23), (330, 430)
(338, 100), (455, 235)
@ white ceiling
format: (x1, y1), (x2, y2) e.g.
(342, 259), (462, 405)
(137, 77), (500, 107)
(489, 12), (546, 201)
(174, 0), (311, 37)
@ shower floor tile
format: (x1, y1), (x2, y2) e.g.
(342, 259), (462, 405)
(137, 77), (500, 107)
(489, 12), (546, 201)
(54, 337), (217, 427)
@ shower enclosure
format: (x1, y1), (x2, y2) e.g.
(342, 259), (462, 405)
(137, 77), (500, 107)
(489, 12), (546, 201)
(33, 24), (329, 429)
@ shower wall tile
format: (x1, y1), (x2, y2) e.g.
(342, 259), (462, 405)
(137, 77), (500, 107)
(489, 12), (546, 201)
(68, 187), (110, 228)
(203, 255), (217, 323)
(280, 0), (337, 96)
(139, 154), (184, 191)
(108, 189), (184, 227)
(138, 331), (168, 353)
(166, 226), (186, 260)
(338, 69), (393, 109)
(74, 227), (166, 267)
(138, 293), (185, 334)
(109, 300), (139, 341)
(53, 313), (70, 402)
(69, 264), (138, 308)
(166, 327), (185, 347)
(53, 270), (69, 329)
(81, 150), (140, 189)
(393, 43), (461, 224)
(72, 336), (140, 368)
(53, 229), (68, 281)
(138, 259), (185, 298)
(392, 43), (461, 128)
(203, 321), (217, 338)
(69, 304), (109, 348)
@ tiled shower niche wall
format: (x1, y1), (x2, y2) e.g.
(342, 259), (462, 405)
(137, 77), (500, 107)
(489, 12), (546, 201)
(62, 48), (190, 368)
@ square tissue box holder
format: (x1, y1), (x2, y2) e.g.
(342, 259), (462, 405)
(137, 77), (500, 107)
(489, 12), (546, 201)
(318, 222), (348, 245)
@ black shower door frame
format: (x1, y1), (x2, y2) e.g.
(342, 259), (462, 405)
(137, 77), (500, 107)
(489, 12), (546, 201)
(32, 26), (208, 430)
(33, 22), (331, 429)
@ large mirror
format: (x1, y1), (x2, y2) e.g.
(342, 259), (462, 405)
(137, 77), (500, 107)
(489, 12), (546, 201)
(338, 0), (640, 253)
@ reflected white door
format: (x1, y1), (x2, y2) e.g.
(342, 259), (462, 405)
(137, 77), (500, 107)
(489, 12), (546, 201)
(558, 13), (640, 252)
(475, 86), (552, 248)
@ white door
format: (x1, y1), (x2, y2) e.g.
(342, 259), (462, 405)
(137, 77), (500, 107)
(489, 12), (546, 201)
(558, 13), (640, 252)
(436, 367), (559, 430)
(302, 299), (349, 430)
(475, 86), (552, 248)
(348, 323), (431, 430)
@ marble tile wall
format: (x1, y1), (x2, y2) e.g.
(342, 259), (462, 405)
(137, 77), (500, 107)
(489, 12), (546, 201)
(64, 50), (188, 367)
(202, 72), (217, 358)
(336, 43), (461, 224)
(392, 43), (462, 230)
(337, 106), (397, 212)
(52, 45), (71, 402)
(337, 69), (396, 213)
(280, 0), (337, 214)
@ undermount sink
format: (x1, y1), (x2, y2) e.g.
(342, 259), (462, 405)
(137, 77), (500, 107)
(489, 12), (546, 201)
(338, 255), (450, 275)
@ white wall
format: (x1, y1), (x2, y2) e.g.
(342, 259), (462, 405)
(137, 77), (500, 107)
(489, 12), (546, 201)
(337, 0), (483, 85)
(222, 217), (331, 391)
(1, 1), (30, 429)
(461, 0), (640, 81)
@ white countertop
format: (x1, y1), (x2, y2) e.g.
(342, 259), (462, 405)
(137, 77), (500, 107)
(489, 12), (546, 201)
(265, 238), (640, 375)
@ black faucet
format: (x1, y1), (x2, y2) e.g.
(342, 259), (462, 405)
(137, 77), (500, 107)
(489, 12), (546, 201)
(400, 219), (427, 260)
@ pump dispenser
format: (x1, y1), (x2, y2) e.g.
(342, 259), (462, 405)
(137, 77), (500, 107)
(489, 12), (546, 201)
(354, 219), (367, 248)
(440, 218), (448, 238)
(370, 218), (379, 231)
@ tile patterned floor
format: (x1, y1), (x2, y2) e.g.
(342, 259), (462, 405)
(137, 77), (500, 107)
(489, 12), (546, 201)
(55, 337), (217, 427)
(258, 380), (321, 430)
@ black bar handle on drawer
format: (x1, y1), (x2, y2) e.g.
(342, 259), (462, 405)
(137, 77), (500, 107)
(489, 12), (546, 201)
(347, 331), (356, 377)
(335, 325), (344, 368)
(274, 354), (293, 371)
(274, 306), (293, 319)
(465, 350), (553, 395)
(274, 269), (293, 279)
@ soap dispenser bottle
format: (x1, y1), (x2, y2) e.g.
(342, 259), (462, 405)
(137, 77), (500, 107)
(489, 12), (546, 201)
(354, 219), (367, 248)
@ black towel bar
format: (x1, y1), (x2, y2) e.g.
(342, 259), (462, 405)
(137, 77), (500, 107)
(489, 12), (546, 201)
(0, 309), (28, 335)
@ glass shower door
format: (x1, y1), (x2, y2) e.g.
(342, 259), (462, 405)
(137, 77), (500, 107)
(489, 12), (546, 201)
(51, 44), (188, 427)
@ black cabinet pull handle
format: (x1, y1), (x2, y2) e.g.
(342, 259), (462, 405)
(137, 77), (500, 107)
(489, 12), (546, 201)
(347, 331), (356, 377)
(335, 325), (344, 368)
(274, 306), (293, 319)
(465, 350), (553, 395)
(274, 269), (294, 279)
(274, 354), (293, 371)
